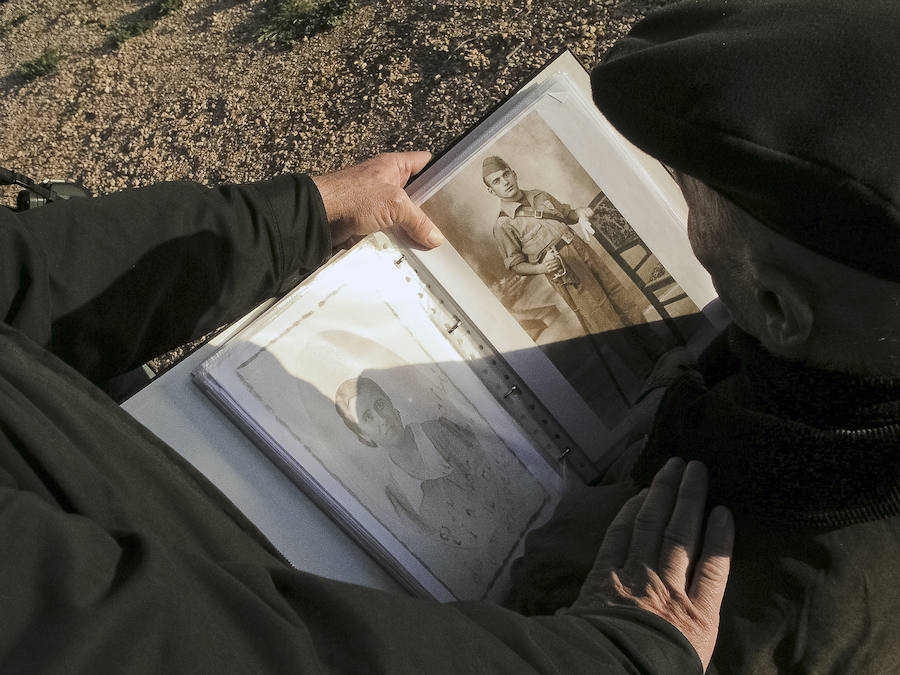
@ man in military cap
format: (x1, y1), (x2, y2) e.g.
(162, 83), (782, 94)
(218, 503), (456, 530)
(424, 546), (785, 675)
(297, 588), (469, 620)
(510, 0), (900, 672)
(483, 155), (660, 408)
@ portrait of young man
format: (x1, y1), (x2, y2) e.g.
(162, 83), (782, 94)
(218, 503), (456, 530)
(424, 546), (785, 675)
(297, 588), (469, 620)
(420, 111), (707, 428)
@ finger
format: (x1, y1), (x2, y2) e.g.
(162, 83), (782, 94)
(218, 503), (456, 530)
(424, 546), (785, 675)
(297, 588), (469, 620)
(626, 456), (685, 570)
(390, 196), (444, 249)
(658, 460), (708, 589)
(592, 490), (648, 571)
(394, 151), (433, 184)
(688, 505), (734, 613)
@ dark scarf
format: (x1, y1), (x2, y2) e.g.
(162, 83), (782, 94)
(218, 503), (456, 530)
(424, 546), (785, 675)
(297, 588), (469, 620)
(632, 326), (900, 529)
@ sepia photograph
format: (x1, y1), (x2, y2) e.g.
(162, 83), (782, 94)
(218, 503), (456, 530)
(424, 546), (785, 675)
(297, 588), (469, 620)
(420, 109), (709, 426)
(212, 243), (557, 600)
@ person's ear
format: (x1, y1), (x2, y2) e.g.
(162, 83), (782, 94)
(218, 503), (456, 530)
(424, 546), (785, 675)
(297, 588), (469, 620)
(753, 265), (815, 358)
(484, 184), (497, 197)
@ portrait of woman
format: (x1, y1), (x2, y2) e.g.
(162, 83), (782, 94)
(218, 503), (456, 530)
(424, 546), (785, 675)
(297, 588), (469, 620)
(335, 376), (511, 549)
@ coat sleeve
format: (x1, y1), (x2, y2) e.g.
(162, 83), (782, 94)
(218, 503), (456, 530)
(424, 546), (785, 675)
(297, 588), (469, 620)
(0, 175), (330, 383)
(0, 179), (704, 674)
(0, 341), (703, 674)
(0, 474), (702, 674)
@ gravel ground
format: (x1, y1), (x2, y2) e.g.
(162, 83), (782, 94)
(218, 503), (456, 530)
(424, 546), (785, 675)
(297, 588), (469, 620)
(0, 0), (674, 370)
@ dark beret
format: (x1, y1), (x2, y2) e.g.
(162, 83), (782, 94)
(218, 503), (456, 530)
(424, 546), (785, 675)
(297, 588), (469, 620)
(591, 0), (900, 282)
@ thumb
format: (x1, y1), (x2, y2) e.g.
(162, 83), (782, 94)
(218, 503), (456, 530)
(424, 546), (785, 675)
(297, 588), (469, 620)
(394, 150), (433, 184)
(391, 196), (444, 249)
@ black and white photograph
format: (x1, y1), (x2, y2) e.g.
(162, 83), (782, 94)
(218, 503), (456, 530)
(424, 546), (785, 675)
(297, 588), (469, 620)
(419, 109), (709, 426)
(196, 241), (561, 601)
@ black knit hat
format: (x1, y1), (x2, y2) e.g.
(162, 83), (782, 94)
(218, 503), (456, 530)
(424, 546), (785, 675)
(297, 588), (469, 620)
(590, 0), (900, 282)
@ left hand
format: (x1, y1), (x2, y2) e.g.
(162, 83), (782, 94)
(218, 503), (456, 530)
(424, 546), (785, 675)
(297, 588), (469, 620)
(571, 207), (594, 242)
(311, 152), (444, 249)
(574, 206), (594, 221)
(569, 459), (733, 672)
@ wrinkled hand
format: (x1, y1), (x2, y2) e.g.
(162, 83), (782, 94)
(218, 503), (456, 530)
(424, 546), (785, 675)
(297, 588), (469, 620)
(570, 459), (734, 672)
(311, 152), (444, 249)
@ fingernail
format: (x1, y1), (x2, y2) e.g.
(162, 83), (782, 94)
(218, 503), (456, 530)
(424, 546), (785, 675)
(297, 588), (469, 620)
(665, 456), (685, 470)
(426, 228), (444, 247)
(710, 505), (732, 529)
(686, 459), (707, 476)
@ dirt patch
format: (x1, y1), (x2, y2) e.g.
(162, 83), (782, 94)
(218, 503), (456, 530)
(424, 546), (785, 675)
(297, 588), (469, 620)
(0, 0), (676, 370)
(1, 0), (675, 191)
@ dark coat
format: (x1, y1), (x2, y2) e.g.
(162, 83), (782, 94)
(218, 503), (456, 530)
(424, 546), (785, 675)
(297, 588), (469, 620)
(509, 327), (900, 674)
(0, 179), (700, 673)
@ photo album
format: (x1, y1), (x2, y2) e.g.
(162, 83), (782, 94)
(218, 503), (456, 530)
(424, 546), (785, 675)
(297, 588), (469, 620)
(192, 50), (722, 603)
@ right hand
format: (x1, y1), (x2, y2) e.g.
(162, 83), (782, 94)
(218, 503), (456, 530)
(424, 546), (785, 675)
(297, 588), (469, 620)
(541, 248), (565, 275)
(569, 459), (734, 672)
(311, 152), (444, 250)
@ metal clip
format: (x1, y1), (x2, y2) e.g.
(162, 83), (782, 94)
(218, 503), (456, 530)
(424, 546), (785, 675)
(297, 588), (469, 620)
(557, 447), (572, 462)
(448, 319), (461, 334)
(503, 385), (519, 398)
(394, 255), (405, 266)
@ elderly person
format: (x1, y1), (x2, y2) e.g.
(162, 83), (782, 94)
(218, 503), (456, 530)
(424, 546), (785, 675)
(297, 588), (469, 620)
(510, 1), (900, 672)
